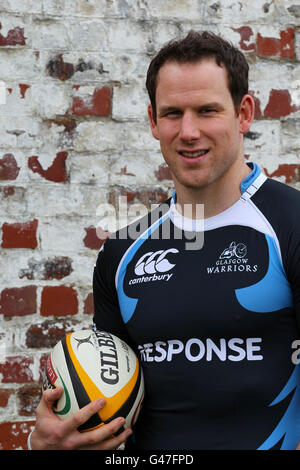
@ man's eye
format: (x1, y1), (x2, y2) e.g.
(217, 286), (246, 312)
(166, 110), (181, 117)
(200, 108), (215, 114)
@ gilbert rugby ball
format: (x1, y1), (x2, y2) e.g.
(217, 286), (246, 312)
(42, 329), (144, 432)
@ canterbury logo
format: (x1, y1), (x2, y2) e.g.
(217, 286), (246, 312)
(134, 249), (179, 276)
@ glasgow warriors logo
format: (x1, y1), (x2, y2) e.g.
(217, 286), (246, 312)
(219, 241), (247, 259)
(207, 241), (258, 275)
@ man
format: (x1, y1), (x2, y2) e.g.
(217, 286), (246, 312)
(30, 31), (300, 450)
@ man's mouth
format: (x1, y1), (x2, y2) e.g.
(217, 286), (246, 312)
(179, 149), (209, 158)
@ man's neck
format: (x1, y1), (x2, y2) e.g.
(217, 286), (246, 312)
(174, 162), (252, 219)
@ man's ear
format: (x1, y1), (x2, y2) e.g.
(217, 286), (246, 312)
(148, 104), (159, 140)
(239, 94), (255, 135)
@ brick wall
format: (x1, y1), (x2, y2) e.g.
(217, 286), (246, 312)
(0, 0), (299, 449)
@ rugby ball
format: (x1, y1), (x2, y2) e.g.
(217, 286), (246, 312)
(42, 328), (144, 433)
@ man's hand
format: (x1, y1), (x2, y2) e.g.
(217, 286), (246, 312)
(30, 387), (132, 450)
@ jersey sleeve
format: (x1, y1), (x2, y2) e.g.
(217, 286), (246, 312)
(92, 241), (131, 344)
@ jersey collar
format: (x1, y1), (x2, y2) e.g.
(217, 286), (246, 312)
(169, 162), (267, 231)
(171, 162), (266, 205)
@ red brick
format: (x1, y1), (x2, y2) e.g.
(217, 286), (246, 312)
(26, 319), (76, 348)
(0, 186), (15, 197)
(1, 219), (38, 249)
(257, 27), (294, 58)
(249, 91), (263, 119)
(83, 226), (106, 250)
(17, 383), (42, 416)
(41, 285), (78, 316)
(19, 256), (73, 281)
(84, 292), (94, 314)
(264, 89), (299, 118)
(0, 153), (20, 180)
(264, 164), (300, 184)
(46, 54), (75, 81)
(116, 166), (135, 177)
(19, 83), (30, 98)
(0, 286), (37, 317)
(232, 26), (256, 51)
(0, 24), (26, 46)
(154, 164), (172, 182)
(46, 117), (77, 133)
(0, 421), (35, 450)
(108, 188), (169, 211)
(72, 86), (111, 116)
(39, 353), (49, 382)
(125, 188), (168, 206)
(0, 389), (14, 407)
(28, 151), (68, 182)
(0, 356), (34, 384)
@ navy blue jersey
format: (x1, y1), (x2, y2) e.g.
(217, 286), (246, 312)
(93, 163), (300, 450)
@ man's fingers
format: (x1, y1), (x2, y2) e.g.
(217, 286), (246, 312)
(37, 387), (63, 415)
(62, 399), (132, 450)
(43, 386), (63, 403)
(99, 427), (133, 451)
(78, 417), (132, 450)
(33, 394), (132, 450)
(63, 398), (107, 433)
(96, 417), (126, 441)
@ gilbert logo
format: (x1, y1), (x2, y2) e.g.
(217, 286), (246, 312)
(129, 248), (179, 285)
(207, 241), (258, 274)
(74, 334), (94, 350)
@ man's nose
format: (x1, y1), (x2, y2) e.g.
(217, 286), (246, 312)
(178, 112), (201, 142)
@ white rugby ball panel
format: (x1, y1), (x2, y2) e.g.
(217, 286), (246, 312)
(61, 333), (102, 431)
(43, 341), (80, 420)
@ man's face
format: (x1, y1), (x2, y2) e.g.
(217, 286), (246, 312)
(148, 59), (253, 195)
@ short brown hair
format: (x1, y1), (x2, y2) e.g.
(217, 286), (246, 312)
(146, 30), (249, 121)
